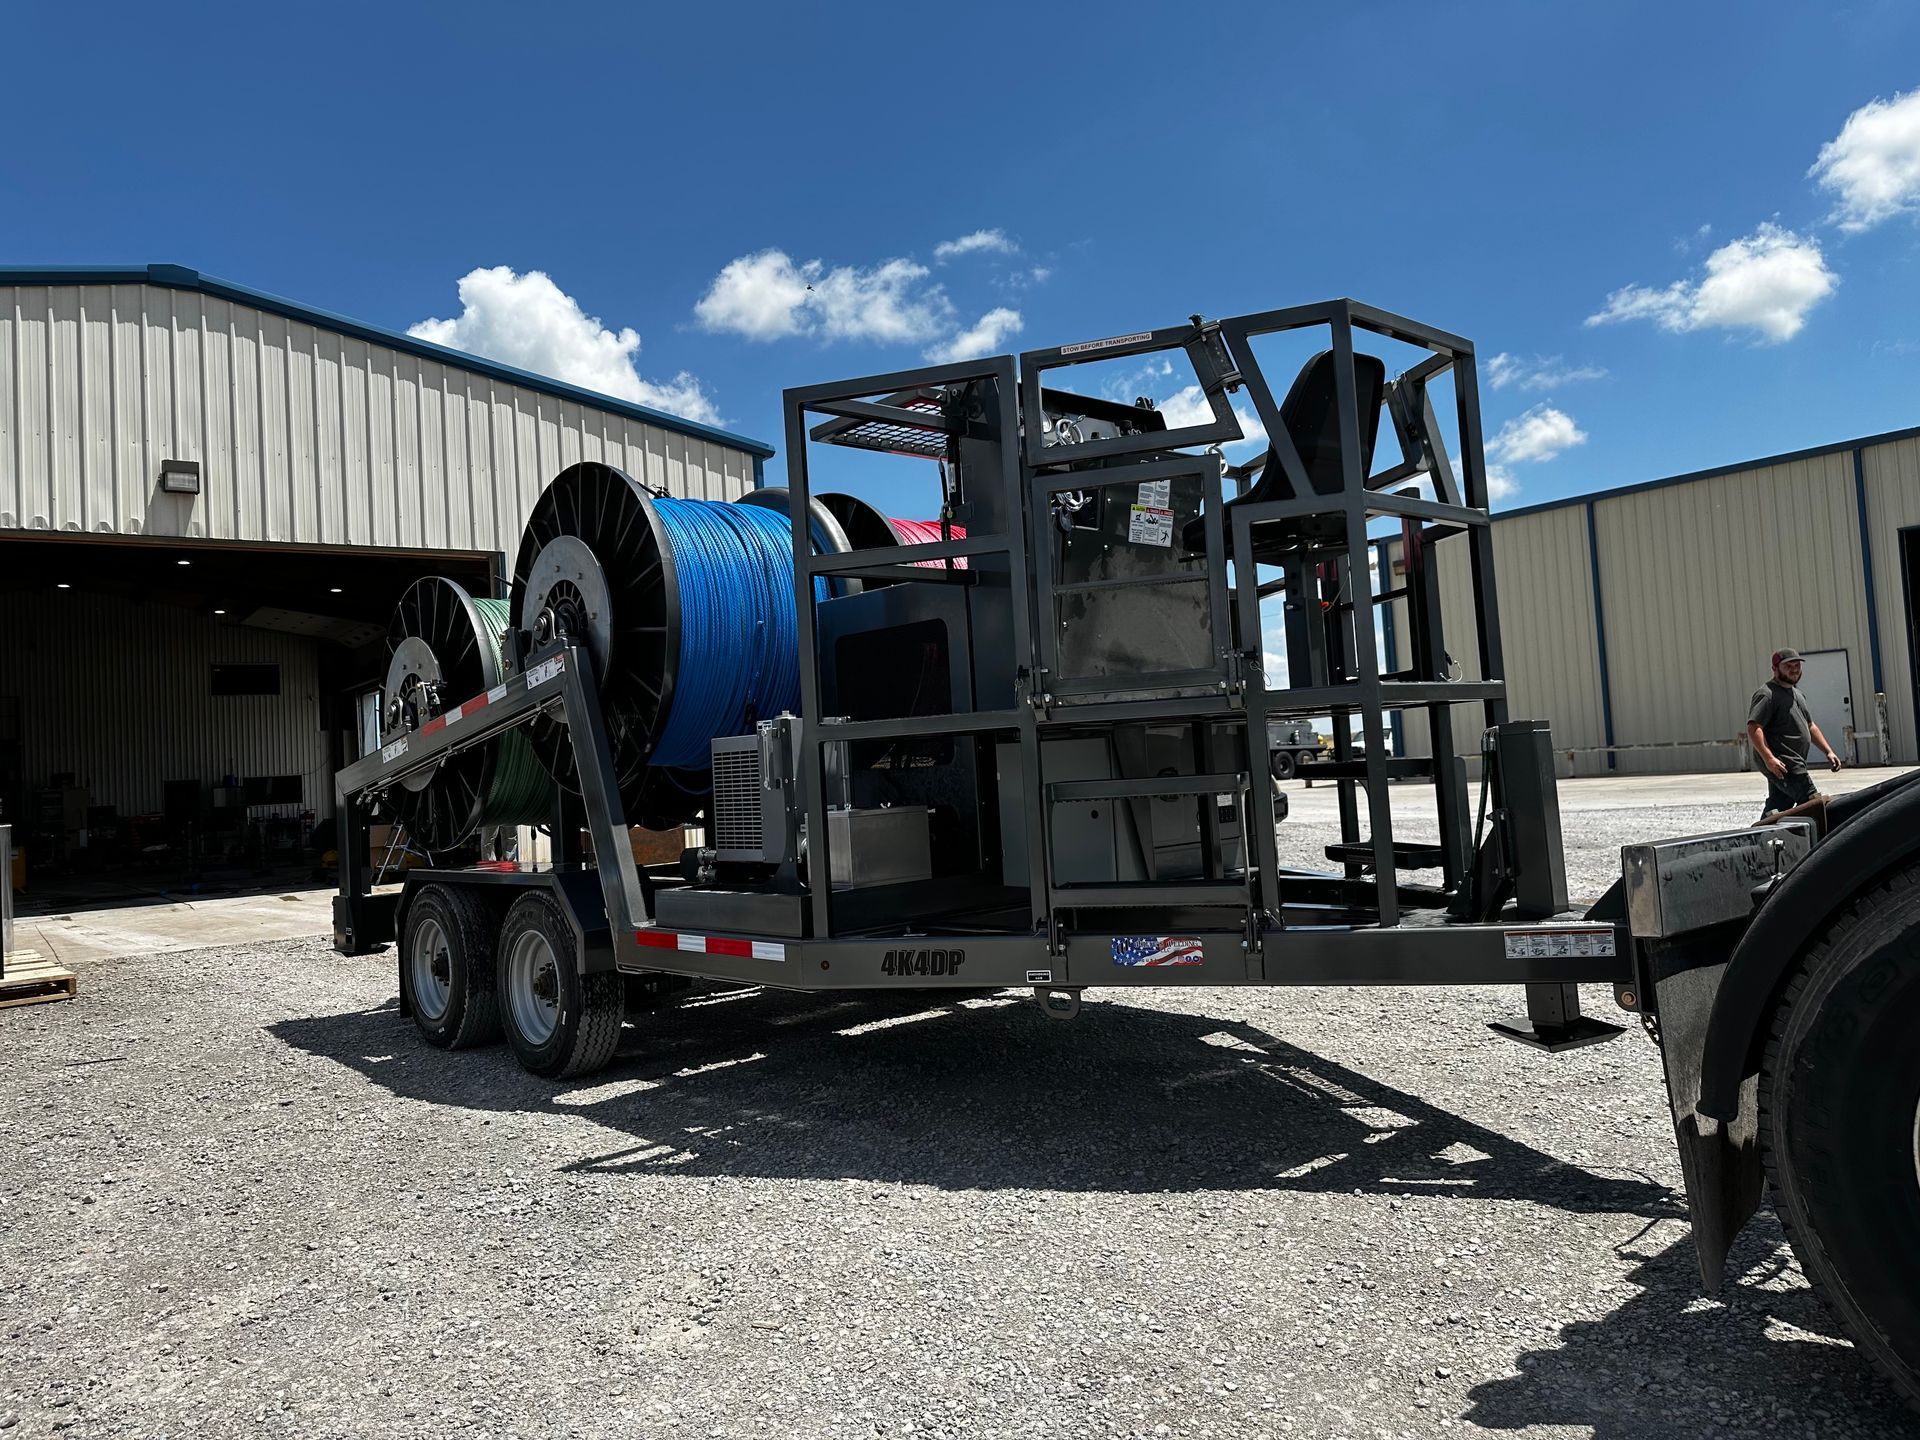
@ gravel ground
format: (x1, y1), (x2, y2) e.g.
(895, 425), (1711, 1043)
(5, 794), (1918, 1439)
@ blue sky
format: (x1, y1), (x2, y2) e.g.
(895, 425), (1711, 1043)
(8, 1), (1920, 520)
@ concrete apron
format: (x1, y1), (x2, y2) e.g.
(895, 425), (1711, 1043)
(15, 888), (342, 969)
(1283, 763), (1918, 822)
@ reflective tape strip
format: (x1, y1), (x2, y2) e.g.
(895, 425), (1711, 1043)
(633, 930), (787, 963)
(418, 686), (493, 738)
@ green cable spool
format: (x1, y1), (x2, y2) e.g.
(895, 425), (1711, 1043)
(471, 598), (556, 827)
(380, 579), (556, 850)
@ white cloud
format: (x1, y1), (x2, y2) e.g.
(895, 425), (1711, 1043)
(1585, 223), (1837, 343)
(1449, 453), (1521, 505)
(1028, 266), (1053, 284)
(1260, 612), (1291, 690)
(1673, 222), (1713, 254)
(1156, 384), (1268, 455)
(1458, 405), (1583, 506)
(695, 249), (954, 344)
(409, 266), (720, 425)
(933, 228), (1018, 261)
(925, 307), (1022, 363)
(689, 251), (814, 341)
(1488, 405), (1586, 465)
(1811, 86), (1920, 231)
(1484, 352), (1607, 391)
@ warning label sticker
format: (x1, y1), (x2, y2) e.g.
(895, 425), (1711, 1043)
(380, 737), (408, 764)
(1060, 331), (1154, 356)
(527, 655), (566, 688)
(1128, 504), (1174, 547)
(1136, 477), (1172, 509)
(1502, 928), (1616, 959)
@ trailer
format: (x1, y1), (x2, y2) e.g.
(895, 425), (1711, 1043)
(332, 299), (1920, 1406)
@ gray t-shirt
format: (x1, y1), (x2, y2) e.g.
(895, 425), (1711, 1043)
(1748, 680), (1812, 773)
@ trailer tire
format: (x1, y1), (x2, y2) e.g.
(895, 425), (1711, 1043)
(1270, 750), (1297, 782)
(496, 892), (624, 1079)
(1759, 863), (1920, 1411)
(401, 884), (501, 1049)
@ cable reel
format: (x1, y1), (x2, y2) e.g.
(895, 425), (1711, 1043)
(510, 463), (852, 830)
(380, 577), (554, 851)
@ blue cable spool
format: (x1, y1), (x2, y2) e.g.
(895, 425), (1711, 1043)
(511, 463), (845, 828)
(647, 497), (811, 770)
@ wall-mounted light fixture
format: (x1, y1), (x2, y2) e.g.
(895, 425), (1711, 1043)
(159, 459), (201, 495)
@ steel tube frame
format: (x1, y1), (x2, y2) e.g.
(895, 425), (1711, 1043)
(333, 297), (1575, 1005)
(329, 600), (1622, 994)
(784, 355), (1048, 943)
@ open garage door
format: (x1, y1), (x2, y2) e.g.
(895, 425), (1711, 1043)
(0, 532), (496, 897)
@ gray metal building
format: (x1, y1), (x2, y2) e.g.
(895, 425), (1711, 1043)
(0, 264), (770, 857)
(1394, 426), (1920, 775)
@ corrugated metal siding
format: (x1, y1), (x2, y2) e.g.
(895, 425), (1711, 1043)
(1400, 510), (1608, 774)
(1393, 444), (1913, 774)
(0, 283), (752, 549)
(1862, 434), (1920, 764)
(0, 590), (330, 818)
(1594, 451), (1874, 773)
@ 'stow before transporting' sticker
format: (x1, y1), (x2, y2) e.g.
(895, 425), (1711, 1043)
(1060, 331), (1154, 356)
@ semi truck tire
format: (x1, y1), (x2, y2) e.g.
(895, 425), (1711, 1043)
(1759, 863), (1920, 1410)
(497, 891), (625, 1079)
(401, 884), (501, 1049)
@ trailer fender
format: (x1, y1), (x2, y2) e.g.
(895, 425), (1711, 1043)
(1696, 770), (1920, 1124)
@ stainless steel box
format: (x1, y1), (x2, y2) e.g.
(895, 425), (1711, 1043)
(827, 807), (932, 890)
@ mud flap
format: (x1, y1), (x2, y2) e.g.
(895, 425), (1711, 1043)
(1645, 924), (1764, 1290)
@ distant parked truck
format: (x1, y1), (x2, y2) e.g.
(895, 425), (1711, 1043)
(1266, 719), (1322, 779)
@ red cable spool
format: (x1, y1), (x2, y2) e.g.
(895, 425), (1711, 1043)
(815, 494), (964, 578)
(884, 516), (967, 568)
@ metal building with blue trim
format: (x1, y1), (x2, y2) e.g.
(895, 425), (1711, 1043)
(0, 265), (771, 855)
(1393, 425), (1920, 774)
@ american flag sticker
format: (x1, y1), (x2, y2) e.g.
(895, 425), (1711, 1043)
(1111, 935), (1205, 968)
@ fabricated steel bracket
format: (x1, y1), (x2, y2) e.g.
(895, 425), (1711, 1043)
(1621, 823), (1814, 1289)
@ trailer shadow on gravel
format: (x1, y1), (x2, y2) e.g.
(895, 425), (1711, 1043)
(272, 983), (1680, 1215)
(1464, 1220), (1918, 1436)
(271, 984), (1912, 1432)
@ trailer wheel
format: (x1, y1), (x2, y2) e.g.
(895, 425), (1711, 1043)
(401, 884), (501, 1049)
(1270, 750), (1297, 782)
(496, 892), (625, 1079)
(1759, 864), (1920, 1410)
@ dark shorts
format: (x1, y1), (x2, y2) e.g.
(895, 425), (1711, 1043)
(1763, 769), (1817, 817)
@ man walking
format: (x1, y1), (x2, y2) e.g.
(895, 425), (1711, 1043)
(1747, 648), (1843, 817)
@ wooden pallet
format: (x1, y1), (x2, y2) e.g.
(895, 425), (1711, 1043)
(0, 949), (78, 1010)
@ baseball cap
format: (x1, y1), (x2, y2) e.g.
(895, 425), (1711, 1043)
(1772, 648), (1803, 667)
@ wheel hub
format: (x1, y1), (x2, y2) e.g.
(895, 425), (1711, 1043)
(506, 928), (562, 1047)
(384, 635), (448, 794)
(518, 535), (613, 679)
(410, 917), (452, 1023)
